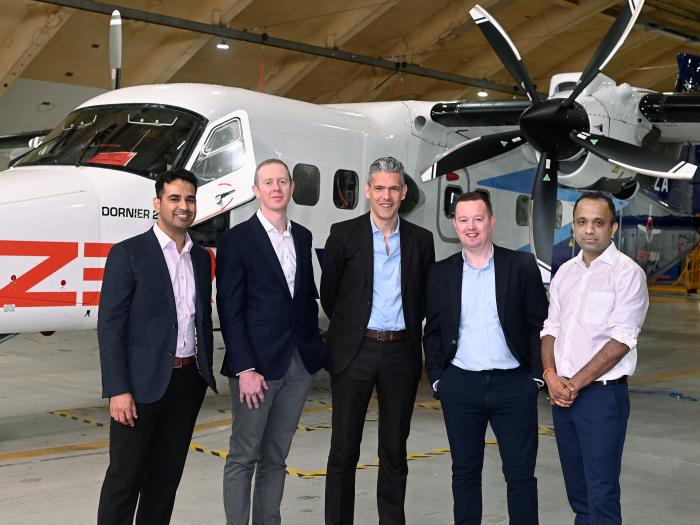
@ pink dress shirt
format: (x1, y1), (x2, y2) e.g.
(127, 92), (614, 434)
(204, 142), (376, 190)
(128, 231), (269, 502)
(153, 224), (196, 358)
(541, 242), (648, 380)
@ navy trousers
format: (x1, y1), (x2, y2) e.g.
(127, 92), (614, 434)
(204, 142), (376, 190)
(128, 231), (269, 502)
(439, 365), (539, 525)
(552, 383), (630, 525)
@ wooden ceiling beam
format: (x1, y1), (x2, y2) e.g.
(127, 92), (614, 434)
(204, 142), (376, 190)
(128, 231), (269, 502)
(127, 0), (252, 86)
(534, 30), (661, 89)
(263, 0), (398, 96)
(0, 5), (71, 99)
(448, 0), (619, 100)
(325, 0), (510, 103)
(621, 45), (685, 89)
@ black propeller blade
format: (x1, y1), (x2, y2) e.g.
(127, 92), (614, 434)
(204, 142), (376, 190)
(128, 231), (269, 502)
(570, 130), (697, 180)
(562, 0), (644, 106)
(420, 130), (525, 182)
(530, 152), (558, 280)
(469, 4), (539, 103)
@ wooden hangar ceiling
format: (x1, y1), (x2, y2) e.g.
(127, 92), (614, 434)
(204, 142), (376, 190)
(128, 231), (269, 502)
(1, 0), (700, 107)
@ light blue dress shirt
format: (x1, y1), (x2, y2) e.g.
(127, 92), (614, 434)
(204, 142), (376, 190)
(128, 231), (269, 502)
(367, 216), (405, 331)
(452, 247), (520, 371)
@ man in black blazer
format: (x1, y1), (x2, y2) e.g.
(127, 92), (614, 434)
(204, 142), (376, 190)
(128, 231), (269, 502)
(97, 169), (217, 525)
(217, 159), (326, 524)
(322, 156), (435, 525)
(423, 190), (548, 525)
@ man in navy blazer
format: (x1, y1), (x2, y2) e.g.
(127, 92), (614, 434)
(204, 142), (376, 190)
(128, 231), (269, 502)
(423, 190), (548, 525)
(97, 169), (217, 525)
(217, 159), (326, 524)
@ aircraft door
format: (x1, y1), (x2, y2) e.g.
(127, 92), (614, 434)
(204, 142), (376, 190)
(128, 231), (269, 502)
(189, 111), (256, 225)
(437, 170), (467, 242)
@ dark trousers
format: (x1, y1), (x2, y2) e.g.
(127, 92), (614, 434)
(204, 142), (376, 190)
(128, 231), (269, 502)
(325, 338), (418, 525)
(552, 383), (629, 525)
(97, 364), (207, 525)
(439, 365), (539, 525)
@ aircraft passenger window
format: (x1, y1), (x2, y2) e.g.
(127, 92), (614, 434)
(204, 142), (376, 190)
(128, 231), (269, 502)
(333, 169), (358, 210)
(292, 164), (320, 206)
(516, 194), (530, 226)
(191, 119), (246, 186)
(444, 186), (462, 218)
(399, 174), (420, 215)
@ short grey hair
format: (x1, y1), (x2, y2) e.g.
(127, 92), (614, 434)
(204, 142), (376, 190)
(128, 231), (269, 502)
(367, 156), (405, 186)
(254, 158), (291, 186)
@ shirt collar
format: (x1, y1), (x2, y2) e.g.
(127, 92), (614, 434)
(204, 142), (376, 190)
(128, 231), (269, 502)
(257, 208), (292, 236)
(153, 223), (192, 254)
(462, 244), (494, 270)
(574, 241), (618, 267)
(370, 215), (400, 236)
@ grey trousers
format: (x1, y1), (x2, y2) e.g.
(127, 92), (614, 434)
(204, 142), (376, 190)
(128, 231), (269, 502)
(223, 349), (313, 525)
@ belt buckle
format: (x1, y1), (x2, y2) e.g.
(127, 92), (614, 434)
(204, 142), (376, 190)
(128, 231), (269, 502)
(376, 330), (389, 342)
(173, 357), (183, 368)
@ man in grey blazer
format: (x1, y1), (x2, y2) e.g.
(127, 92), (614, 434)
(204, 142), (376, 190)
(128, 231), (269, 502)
(97, 169), (217, 525)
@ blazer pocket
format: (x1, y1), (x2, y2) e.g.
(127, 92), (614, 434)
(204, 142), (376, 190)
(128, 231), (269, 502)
(582, 291), (614, 325)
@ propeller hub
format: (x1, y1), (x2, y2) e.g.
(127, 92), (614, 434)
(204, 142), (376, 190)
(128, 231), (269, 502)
(519, 99), (589, 159)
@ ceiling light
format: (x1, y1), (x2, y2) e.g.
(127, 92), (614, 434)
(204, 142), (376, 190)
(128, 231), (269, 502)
(477, 90), (488, 97)
(216, 40), (230, 50)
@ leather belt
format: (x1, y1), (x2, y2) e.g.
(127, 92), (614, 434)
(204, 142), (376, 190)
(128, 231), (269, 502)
(589, 375), (627, 387)
(173, 356), (196, 368)
(365, 329), (406, 342)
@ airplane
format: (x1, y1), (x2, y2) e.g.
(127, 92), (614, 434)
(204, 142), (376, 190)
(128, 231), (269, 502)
(1, 0), (699, 339)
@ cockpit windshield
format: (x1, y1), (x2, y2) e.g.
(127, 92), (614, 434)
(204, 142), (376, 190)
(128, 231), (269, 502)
(14, 104), (205, 178)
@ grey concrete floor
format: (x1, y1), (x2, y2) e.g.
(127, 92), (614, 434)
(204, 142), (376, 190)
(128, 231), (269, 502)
(1, 293), (699, 524)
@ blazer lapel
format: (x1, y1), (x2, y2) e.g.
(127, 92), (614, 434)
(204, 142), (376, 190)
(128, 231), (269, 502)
(145, 228), (176, 311)
(249, 215), (292, 298)
(399, 222), (413, 298)
(493, 245), (509, 327)
(291, 222), (304, 299)
(360, 213), (374, 287)
(449, 252), (463, 330)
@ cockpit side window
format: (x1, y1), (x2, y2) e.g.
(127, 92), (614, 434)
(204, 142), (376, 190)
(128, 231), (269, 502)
(191, 119), (246, 186)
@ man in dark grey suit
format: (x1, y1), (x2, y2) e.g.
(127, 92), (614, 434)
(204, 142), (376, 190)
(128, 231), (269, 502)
(97, 169), (217, 525)
(322, 156), (435, 525)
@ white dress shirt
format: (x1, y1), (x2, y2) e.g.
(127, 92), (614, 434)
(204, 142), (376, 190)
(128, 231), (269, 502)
(257, 209), (297, 297)
(541, 242), (648, 380)
(153, 223), (196, 358)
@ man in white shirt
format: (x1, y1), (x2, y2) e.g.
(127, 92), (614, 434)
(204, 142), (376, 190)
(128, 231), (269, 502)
(216, 159), (326, 524)
(541, 192), (649, 525)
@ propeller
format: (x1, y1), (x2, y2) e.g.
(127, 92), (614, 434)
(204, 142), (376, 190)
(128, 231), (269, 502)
(570, 131), (698, 180)
(420, 0), (699, 281)
(109, 10), (122, 90)
(420, 130), (524, 182)
(562, 0), (644, 107)
(469, 4), (540, 103)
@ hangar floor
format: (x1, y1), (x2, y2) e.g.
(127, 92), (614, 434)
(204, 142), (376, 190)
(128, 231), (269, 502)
(1, 293), (698, 524)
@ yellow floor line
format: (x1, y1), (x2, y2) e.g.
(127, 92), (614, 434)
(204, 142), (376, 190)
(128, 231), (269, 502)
(0, 440), (109, 462)
(631, 368), (700, 384)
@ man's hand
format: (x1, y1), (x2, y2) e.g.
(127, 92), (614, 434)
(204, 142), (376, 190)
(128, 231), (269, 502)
(110, 393), (138, 427)
(239, 371), (268, 409)
(545, 373), (578, 408)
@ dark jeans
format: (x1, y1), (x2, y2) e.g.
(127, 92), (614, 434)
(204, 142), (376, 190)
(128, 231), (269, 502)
(97, 364), (206, 525)
(439, 365), (539, 525)
(325, 338), (418, 525)
(553, 383), (629, 525)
